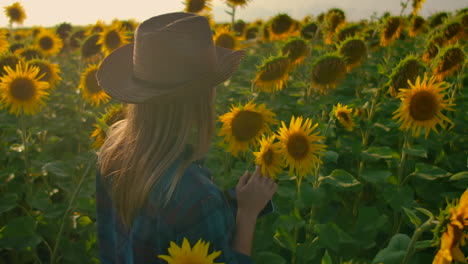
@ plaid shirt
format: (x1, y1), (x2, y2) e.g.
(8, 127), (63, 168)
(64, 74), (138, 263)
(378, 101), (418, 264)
(96, 157), (254, 264)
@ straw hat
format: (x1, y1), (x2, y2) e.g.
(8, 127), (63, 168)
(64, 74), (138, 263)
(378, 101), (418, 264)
(96, 12), (246, 104)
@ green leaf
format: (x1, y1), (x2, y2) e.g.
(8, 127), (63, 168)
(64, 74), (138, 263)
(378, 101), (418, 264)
(414, 240), (434, 250)
(0, 193), (18, 214)
(42, 161), (73, 178)
(323, 151), (339, 164)
(300, 184), (325, 205)
(255, 252), (287, 264)
(315, 223), (354, 252)
(361, 169), (392, 183)
(403, 145), (427, 158)
(361, 146), (397, 161)
(449, 171), (468, 181)
(382, 185), (414, 211)
(0, 216), (42, 249)
(321, 169), (361, 189)
(78, 216), (93, 227)
(372, 234), (411, 264)
(411, 163), (450, 181)
(321, 250), (332, 264)
(403, 207), (422, 227)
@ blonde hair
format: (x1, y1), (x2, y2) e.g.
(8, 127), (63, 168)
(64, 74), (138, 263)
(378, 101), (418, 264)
(97, 89), (215, 228)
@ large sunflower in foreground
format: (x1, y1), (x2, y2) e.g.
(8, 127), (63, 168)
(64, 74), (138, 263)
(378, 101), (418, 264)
(218, 101), (278, 157)
(78, 64), (109, 106)
(334, 103), (355, 131)
(277, 116), (326, 178)
(432, 45), (466, 82)
(254, 136), (283, 179)
(392, 75), (454, 138)
(0, 62), (49, 116)
(97, 26), (130, 56)
(4, 2), (26, 25)
(29, 59), (62, 89)
(34, 30), (63, 56)
(158, 238), (223, 264)
(253, 55), (291, 93)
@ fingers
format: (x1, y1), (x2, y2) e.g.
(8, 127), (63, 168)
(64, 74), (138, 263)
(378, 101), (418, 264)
(237, 170), (250, 188)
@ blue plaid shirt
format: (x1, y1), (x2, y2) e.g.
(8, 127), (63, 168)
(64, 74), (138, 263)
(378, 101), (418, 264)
(96, 157), (254, 264)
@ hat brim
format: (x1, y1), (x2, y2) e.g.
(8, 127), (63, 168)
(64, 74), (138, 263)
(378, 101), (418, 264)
(96, 43), (246, 104)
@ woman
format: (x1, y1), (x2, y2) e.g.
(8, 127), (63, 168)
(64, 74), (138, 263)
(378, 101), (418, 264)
(95, 12), (278, 263)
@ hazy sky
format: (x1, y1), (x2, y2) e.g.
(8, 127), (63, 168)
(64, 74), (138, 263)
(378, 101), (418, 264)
(0, 0), (466, 27)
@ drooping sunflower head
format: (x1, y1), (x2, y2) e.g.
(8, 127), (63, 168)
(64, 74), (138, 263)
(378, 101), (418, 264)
(422, 34), (445, 64)
(244, 25), (260, 40)
(432, 45), (466, 82)
(226, 0), (251, 8)
(336, 23), (361, 42)
(28, 59), (62, 89)
(15, 46), (44, 61)
(253, 55), (291, 93)
(392, 74), (455, 138)
(380, 16), (404, 47)
(233, 20), (247, 36)
(69, 30), (86, 50)
(412, 0), (426, 16)
(85, 20), (106, 36)
(277, 116), (326, 178)
(300, 22), (319, 39)
(56, 22), (73, 40)
(333, 103), (355, 131)
(281, 37), (309, 66)
(409, 16), (426, 37)
(158, 238), (223, 264)
(97, 26), (130, 56)
(184, 0), (212, 13)
(218, 100), (278, 157)
(4, 2), (26, 25)
(254, 136), (283, 179)
(117, 19), (139, 32)
(429, 12), (449, 28)
(338, 37), (367, 72)
(9, 43), (24, 53)
(325, 11), (347, 44)
(91, 104), (126, 149)
(0, 53), (22, 76)
(270, 13), (296, 39)
(310, 54), (347, 94)
(440, 21), (464, 45)
(213, 26), (239, 50)
(12, 29), (30, 42)
(35, 30), (63, 56)
(0, 62), (49, 116)
(78, 64), (109, 106)
(261, 23), (271, 42)
(81, 34), (102, 59)
(387, 55), (425, 97)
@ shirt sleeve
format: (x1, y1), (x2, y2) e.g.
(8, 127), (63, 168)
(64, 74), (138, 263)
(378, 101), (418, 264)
(172, 187), (254, 264)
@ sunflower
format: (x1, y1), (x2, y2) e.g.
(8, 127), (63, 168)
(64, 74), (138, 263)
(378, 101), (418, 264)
(269, 14), (296, 40)
(380, 16), (404, 47)
(218, 101), (278, 157)
(35, 30), (63, 56)
(85, 20), (106, 36)
(300, 22), (319, 39)
(226, 0), (251, 8)
(334, 103), (355, 131)
(232, 20), (246, 36)
(56, 22), (73, 40)
(184, 0), (212, 14)
(281, 37), (309, 66)
(4, 2), (26, 25)
(0, 53), (21, 76)
(15, 46), (44, 61)
(409, 16), (426, 37)
(97, 26), (130, 56)
(440, 22), (464, 45)
(81, 34), (102, 59)
(392, 75), (454, 138)
(0, 62), (49, 116)
(338, 37), (367, 72)
(28, 59), (62, 89)
(253, 136), (283, 179)
(0, 33), (9, 54)
(336, 24), (361, 42)
(412, 0), (426, 16)
(310, 54), (347, 94)
(253, 55), (291, 93)
(213, 27), (238, 50)
(325, 10), (347, 44)
(69, 30), (86, 50)
(422, 35), (445, 64)
(78, 64), (109, 106)
(158, 238), (223, 264)
(277, 116), (326, 178)
(244, 25), (259, 40)
(91, 104), (126, 149)
(432, 45), (465, 82)
(387, 55), (424, 97)
(429, 12), (449, 28)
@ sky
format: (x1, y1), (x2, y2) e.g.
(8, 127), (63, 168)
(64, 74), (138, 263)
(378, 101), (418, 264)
(0, 0), (466, 27)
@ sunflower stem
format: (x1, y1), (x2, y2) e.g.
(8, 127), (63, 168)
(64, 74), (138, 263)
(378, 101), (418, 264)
(19, 110), (32, 197)
(400, 217), (435, 264)
(399, 0), (411, 16)
(398, 131), (411, 186)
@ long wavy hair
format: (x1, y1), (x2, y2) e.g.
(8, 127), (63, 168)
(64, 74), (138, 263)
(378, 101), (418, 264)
(97, 88), (215, 228)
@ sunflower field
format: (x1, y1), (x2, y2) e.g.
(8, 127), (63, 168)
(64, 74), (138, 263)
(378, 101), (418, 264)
(0, 0), (467, 263)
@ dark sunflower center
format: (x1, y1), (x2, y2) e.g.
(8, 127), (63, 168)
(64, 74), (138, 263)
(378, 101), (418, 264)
(39, 36), (54, 51)
(259, 58), (289, 82)
(271, 15), (293, 35)
(81, 34), (101, 58)
(85, 70), (102, 94)
(313, 57), (347, 85)
(215, 34), (235, 49)
(8, 8), (21, 21)
(11, 78), (36, 101)
(20, 49), (42, 60)
(337, 111), (350, 122)
(409, 91), (438, 121)
(33, 63), (51, 82)
(439, 48), (464, 72)
(282, 40), (307, 61)
(384, 18), (400, 39)
(231, 110), (263, 141)
(262, 148), (274, 166)
(412, 17), (424, 29)
(287, 133), (309, 160)
(187, 0), (205, 13)
(105, 31), (122, 50)
(392, 60), (421, 91)
(301, 23), (318, 39)
(340, 39), (367, 65)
